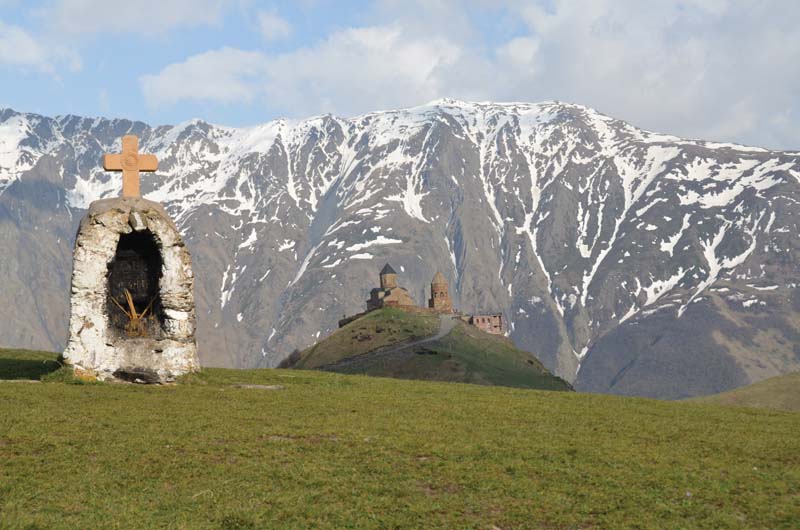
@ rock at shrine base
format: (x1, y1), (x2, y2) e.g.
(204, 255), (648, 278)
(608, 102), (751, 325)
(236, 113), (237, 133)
(63, 197), (199, 383)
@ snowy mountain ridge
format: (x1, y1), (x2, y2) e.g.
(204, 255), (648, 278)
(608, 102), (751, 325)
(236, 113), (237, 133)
(0, 100), (798, 399)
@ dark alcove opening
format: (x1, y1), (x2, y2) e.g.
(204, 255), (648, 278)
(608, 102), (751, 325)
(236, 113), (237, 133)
(106, 230), (165, 338)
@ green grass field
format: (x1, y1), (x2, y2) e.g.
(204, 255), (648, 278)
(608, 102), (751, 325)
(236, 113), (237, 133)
(690, 372), (800, 412)
(1, 348), (799, 529)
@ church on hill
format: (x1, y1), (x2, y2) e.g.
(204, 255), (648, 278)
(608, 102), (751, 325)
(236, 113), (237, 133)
(366, 264), (416, 310)
(355, 263), (503, 335)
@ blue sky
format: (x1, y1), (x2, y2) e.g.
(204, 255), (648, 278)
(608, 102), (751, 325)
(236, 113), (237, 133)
(1, 0), (798, 149)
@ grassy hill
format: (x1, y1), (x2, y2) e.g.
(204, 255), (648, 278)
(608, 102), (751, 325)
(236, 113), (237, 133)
(690, 372), (800, 412)
(289, 308), (571, 391)
(1, 348), (799, 529)
(290, 307), (440, 368)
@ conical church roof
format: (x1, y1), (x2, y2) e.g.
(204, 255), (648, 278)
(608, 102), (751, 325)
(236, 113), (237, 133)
(380, 263), (397, 275)
(432, 271), (447, 285)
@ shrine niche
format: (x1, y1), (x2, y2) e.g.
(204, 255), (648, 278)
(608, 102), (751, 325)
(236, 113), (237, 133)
(63, 135), (199, 382)
(106, 230), (164, 338)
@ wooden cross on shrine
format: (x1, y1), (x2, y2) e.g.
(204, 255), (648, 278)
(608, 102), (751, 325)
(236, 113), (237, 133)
(103, 135), (158, 198)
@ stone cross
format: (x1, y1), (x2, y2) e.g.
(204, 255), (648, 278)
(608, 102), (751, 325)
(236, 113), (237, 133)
(103, 135), (158, 198)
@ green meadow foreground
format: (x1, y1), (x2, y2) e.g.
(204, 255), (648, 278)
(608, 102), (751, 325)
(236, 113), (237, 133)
(1, 349), (798, 529)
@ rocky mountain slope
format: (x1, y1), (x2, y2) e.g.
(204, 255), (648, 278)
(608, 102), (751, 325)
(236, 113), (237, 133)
(0, 100), (798, 398)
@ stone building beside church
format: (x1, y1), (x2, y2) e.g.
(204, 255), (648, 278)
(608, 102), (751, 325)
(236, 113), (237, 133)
(467, 314), (503, 335)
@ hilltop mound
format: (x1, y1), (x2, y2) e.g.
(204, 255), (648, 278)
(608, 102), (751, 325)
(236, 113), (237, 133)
(288, 308), (571, 391)
(690, 372), (800, 412)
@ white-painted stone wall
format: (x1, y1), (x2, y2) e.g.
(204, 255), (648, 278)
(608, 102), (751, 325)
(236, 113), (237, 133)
(63, 197), (199, 382)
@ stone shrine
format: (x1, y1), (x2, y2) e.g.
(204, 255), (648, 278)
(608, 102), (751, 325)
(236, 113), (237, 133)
(63, 135), (199, 382)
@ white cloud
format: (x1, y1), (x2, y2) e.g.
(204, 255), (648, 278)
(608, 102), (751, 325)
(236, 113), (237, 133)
(138, 0), (800, 149)
(0, 20), (81, 74)
(140, 47), (267, 106)
(98, 87), (110, 112)
(140, 25), (461, 116)
(37, 0), (238, 35)
(502, 0), (800, 148)
(2, 0), (238, 77)
(264, 25), (461, 116)
(496, 37), (539, 70)
(257, 9), (291, 41)
(0, 21), (51, 72)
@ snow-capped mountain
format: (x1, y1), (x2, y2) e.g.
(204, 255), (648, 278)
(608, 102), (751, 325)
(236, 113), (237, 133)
(1, 100), (798, 398)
